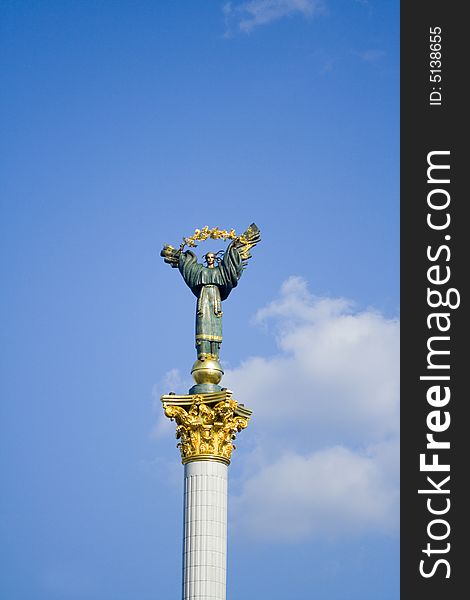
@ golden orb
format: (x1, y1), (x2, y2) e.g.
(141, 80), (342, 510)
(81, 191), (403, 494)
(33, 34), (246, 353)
(191, 358), (224, 385)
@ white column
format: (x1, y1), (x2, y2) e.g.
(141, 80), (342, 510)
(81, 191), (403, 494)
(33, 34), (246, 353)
(182, 460), (228, 600)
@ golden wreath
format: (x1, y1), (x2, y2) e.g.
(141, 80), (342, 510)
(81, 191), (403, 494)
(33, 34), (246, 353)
(179, 226), (246, 250)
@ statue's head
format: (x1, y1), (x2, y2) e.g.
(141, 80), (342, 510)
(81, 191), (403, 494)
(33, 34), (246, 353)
(204, 251), (224, 268)
(205, 252), (216, 268)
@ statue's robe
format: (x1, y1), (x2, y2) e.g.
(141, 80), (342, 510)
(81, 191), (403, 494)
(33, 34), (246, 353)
(178, 244), (243, 357)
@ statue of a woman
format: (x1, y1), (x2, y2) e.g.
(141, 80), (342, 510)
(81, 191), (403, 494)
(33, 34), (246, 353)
(160, 224), (260, 368)
(178, 245), (242, 361)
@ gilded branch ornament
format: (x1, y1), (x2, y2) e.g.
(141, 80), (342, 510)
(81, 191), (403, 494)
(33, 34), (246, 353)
(161, 223), (260, 268)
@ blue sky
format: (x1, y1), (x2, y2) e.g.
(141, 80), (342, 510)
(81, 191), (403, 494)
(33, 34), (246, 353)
(1, 1), (399, 599)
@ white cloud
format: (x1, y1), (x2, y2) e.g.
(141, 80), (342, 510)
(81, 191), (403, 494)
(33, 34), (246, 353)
(224, 277), (399, 448)
(223, 0), (325, 34)
(358, 49), (386, 62)
(151, 369), (191, 439)
(224, 276), (399, 540)
(232, 441), (399, 541)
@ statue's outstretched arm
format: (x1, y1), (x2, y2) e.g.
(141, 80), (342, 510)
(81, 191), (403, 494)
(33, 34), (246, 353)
(161, 245), (201, 269)
(160, 244), (181, 268)
(231, 222), (261, 267)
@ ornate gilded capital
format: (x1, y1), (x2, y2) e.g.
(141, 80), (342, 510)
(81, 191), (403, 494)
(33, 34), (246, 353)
(161, 390), (252, 465)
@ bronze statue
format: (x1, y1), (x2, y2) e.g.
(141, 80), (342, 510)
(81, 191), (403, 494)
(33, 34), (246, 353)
(161, 224), (260, 393)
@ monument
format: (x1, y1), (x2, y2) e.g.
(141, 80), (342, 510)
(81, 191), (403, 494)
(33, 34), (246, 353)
(160, 223), (260, 600)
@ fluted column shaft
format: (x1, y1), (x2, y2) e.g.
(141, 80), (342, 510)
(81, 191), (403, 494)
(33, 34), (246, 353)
(182, 460), (228, 600)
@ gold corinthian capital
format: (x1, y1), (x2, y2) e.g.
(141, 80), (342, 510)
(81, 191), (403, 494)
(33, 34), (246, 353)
(161, 390), (252, 465)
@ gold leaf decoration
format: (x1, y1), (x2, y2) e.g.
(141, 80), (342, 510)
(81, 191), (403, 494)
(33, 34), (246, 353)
(163, 395), (249, 464)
